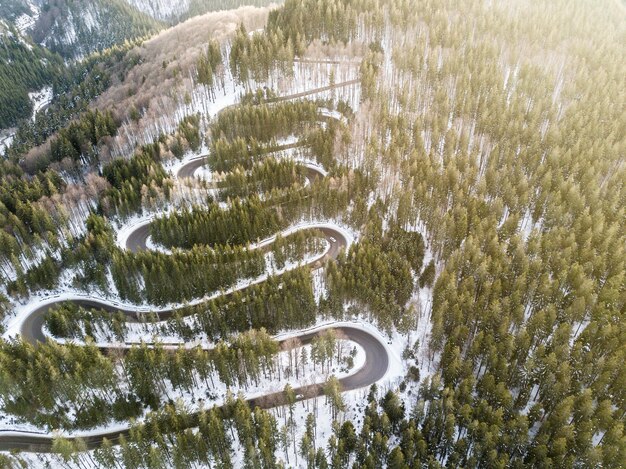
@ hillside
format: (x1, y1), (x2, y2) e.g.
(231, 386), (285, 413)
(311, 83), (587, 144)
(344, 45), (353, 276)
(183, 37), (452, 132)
(0, 0), (40, 26)
(0, 0), (624, 467)
(127, 0), (276, 22)
(24, 0), (276, 56)
(29, 0), (163, 59)
(0, 21), (64, 128)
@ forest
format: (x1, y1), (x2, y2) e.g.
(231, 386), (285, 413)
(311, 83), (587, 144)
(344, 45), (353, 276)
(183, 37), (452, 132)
(0, 23), (65, 129)
(28, 0), (163, 60)
(0, 0), (623, 467)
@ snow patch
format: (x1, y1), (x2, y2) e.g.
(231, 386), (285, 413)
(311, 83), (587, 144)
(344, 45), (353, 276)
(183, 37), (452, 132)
(125, 0), (190, 21)
(14, 2), (40, 34)
(28, 86), (53, 121)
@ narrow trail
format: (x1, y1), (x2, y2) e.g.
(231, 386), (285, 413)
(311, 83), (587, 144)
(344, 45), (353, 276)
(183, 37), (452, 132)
(0, 77), (390, 453)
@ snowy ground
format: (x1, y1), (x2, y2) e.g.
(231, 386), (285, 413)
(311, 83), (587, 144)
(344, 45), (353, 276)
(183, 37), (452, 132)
(0, 328), (367, 434)
(112, 55), (361, 160)
(3, 316), (408, 469)
(3, 236), (331, 343)
(37, 242), (329, 345)
(14, 2), (40, 35)
(3, 83), (357, 341)
(0, 128), (15, 155)
(0, 86), (52, 155)
(28, 86), (53, 121)
(0, 27), (445, 467)
(126, 0), (190, 21)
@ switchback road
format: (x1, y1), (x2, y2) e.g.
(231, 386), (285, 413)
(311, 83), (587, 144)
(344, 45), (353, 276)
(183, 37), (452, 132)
(0, 78), (391, 454)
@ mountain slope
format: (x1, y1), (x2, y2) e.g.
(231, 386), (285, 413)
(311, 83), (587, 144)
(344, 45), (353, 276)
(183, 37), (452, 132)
(0, 0), (273, 59)
(0, 21), (64, 128)
(0, 0), (40, 24)
(126, 0), (275, 22)
(30, 0), (163, 59)
(124, 0), (190, 22)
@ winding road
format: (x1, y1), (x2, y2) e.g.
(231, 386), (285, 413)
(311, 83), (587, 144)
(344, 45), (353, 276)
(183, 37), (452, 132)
(0, 326), (387, 452)
(0, 78), (391, 453)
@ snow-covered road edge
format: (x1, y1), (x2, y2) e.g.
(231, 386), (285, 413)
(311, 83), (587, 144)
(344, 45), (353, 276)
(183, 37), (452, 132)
(0, 320), (384, 439)
(3, 242), (333, 341)
(116, 216), (354, 252)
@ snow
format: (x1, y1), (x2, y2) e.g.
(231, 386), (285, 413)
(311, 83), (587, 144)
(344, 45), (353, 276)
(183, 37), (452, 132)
(223, 339), (367, 402)
(410, 289), (436, 376)
(144, 233), (172, 253)
(276, 319), (404, 385)
(169, 141), (329, 183)
(28, 86), (53, 122)
(0, 87), (52, 154)
(39, 236), (327, 345)
(115, 212), (155, 249)
(2, 322), (370, 437)
(253, 221), (353, 250)
(5, 75), (357, 338)
(114, 137), (351, 255)
(125, 0), (190, 21)
(312, 267), (327, 303)
(319, 107), (347, 124)
(0, 27), (434, 465)
(3, 239), (330, 343)
(47, 238), (332, 345)
(110, 42), (361, 169)
(82, 7), (98, 31)
(6, 217), (353, 344)
(0, 419), (48, 436)
(269, 319), (406, 466)
(14, 15), (35, 34)
(192, 163), (213, 180)
(116, 209), (351, 251)
(0, 129), (15, 155)
(519, 208), (543, 241)
(60, 10), (78, 47)
(14, 2), (40, 34)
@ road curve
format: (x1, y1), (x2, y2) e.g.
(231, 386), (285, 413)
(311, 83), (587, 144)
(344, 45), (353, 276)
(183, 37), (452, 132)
(18, 223), (348, 345)
(0, 326), (387, 452)
(176, 142), (303, 180)
(128, 162), (327, 253)
(0, 79), (391, 453)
